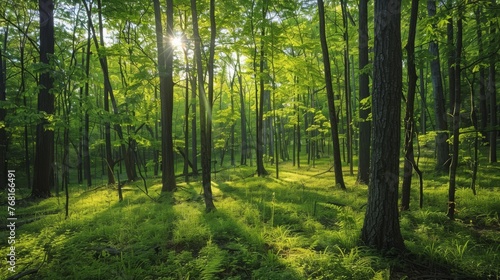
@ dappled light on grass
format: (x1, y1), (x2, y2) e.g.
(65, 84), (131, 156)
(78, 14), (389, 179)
(1, 156), (499, 278)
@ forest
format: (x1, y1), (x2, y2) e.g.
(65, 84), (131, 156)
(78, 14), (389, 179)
(0, 0), (499, 279)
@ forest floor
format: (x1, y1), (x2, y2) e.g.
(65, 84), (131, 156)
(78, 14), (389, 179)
(1, 151), (499, 279)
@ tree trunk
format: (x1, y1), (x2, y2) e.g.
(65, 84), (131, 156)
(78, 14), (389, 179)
(475, 8), (488, 142)
(340, 0), (353, 176)
(488, 9), (497, 163)
(153, 0), (176, 192)
(361, 0), (405, 251)
(447, 16), (462, 220)
(237, 53), (248, 166)
(357, 0), (370, 184)
(317, 0), (346, 190)
(32, 0), (55, 198)
(402, 0), (423, 211)
(82, 31), (92, 187)
(256, 1), (269, 177)
(428, 0), (450, 171)
(191, 0), (216, 212)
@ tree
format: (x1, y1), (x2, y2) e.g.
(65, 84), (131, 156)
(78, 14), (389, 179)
(401, 0), (423, 211)
(317, 0), (346, 190)
(191, 0), (216, 212)
(153, 0), (176, 192)
(361, 0), (405, 251)
(357, 0), (370, 185)
(488, 0), (497, 163)
(427, 0), (450, 171)
(256, 0), (269, 177)
(447, 12), (463, 220)
(32, 0), (55, 198)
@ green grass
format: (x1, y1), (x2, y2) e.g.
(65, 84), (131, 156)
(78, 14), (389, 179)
(1, 152), (499, 279)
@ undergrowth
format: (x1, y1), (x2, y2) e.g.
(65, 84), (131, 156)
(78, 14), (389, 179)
(1, 154), (499, 279)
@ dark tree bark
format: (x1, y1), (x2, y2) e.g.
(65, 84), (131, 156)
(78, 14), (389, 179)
(340, 0), (353, 176)
(32, 0), (55, 198)
(402, 0), (424, 211)
(427, 0), (450, 171)
(317, 0), (346, 190)
(83, 0), (136, 189)
(83, 19), (92, 187)
(357, 0), (370, 184)
(191, 0), (216, 212)
(163, 0), (177, 191)
(488, 9), (497, 163)
(256, 1), (269, 177)
(361, 0), (405, 251)
(475, 8), (488, 142)
(447, 16), (462, 220)
(237, 53), (248, 166)
(153, 0), (177, 192)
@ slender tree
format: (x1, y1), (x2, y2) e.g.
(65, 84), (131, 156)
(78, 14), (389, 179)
(361, 0), (405, 250)
(191, 0), (216, 212)
(256, 0), (269, 177)
(447, 13), (463, 220)
(488, 1), (497, 163)
(317, 0), (346, 190)
(357, 0), (370, 184)
(427, 0), (450, 171)
(401, 0), (424, 211)
(32, 0), (55, 198)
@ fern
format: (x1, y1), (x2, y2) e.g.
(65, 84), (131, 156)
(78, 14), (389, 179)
(196, 240), (226, 280)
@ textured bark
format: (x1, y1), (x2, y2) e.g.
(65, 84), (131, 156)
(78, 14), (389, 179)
(318, 0), (346, 190)
(191, 0), (216, 212)
(153, 0), (176, 192)
(32, 0), (55, 198)
(162, 0), (177, 191)
(402, 0), (423, 211)
(256, 1), (269, 177)
(361, 0), (405, 251)
(357, 0), (370, 184)
(83, 31), (92, 187)
(447, 17), (462, 220)
(427, 0), (449, 171)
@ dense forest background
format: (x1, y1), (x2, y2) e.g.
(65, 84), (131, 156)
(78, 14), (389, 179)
(1, 0), (499, 279)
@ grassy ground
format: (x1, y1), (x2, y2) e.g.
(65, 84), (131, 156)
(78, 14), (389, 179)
(1, 152), (499, 279)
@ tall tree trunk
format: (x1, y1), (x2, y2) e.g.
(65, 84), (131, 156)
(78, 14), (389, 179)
(428, 0), (450, 171)
(317, 0), (346, 190)
(361, 0), (405, 251)
(402, 0), (424, 211)
(475, 8), (488, 142)
(83, 0), (136, 188)
(256, 1), (269, 176)
(83, 23), (92, 187)
(153, 0), (176, 192)
(357, 0), (370, 184)
(32, 0), (55, 198)
(191, 0), (216, 212)
(488, 5), (497, 163)
(162, 0), (177, 191)
(447, 15), (462, 220)
(184, 64), (190, 181)
(340, 0), (353, 176)
(236, 54), (248, 166)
